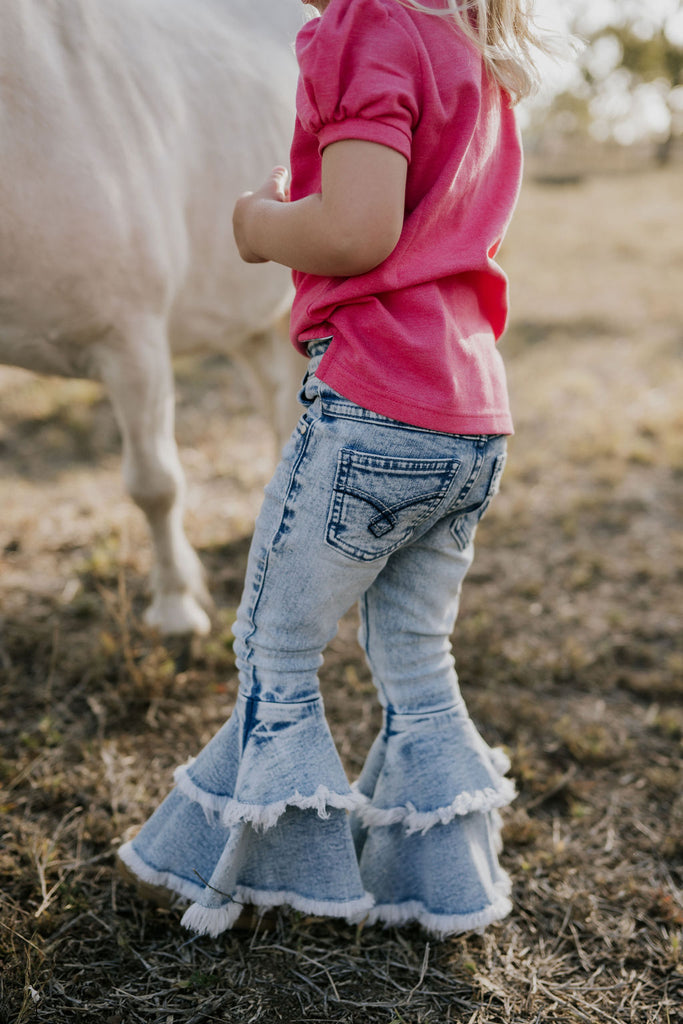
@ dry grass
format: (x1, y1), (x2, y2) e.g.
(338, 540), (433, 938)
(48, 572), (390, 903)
(1, 163), (682, 1023)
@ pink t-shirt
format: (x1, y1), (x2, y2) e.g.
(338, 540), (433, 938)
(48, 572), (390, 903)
(290, 0), (522, 434)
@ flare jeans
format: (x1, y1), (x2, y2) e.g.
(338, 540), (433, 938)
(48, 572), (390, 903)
(118, 339), (514, 937)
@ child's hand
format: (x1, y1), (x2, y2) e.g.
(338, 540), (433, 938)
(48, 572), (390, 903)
(233, 166), (290, 263)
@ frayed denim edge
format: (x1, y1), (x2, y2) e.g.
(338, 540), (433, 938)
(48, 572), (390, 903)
(354, 776), (516, 834)
(180, 887), (375, 938)
(361, 880), (513, 939)
(173, 763), (364, 829)
(489, 747), (512, 775)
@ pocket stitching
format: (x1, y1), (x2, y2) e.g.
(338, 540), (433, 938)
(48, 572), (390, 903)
(326, 449), (461, 561)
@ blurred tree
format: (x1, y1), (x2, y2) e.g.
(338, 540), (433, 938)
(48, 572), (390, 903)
(528, 2), (683, 162)
(583, 22), (683, 160)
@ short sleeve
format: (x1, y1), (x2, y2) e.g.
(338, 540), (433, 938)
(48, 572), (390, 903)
(295, 0), (421, 162)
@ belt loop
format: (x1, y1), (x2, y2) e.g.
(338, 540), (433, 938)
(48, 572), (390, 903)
(305, 335), (333, 378)
(305, 335), (333, 360)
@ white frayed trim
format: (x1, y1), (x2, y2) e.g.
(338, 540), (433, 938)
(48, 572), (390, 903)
(117, 841), (203, 904)
(490, 746), (512, 775)
(181, 900), (243, 937)
(490, 808), (504, 853)
(180, 886), (375, 937)
(173, 764), (363, 830)
(360, 887), (513, 939)
(355, 776), (517, 835)
(235, 885), (375, 919)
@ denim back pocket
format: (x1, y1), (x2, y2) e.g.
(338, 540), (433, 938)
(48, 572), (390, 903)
(326, 448), (461, 561)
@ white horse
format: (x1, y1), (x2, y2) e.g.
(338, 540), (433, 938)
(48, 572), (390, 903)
(0, 0), (306, 635)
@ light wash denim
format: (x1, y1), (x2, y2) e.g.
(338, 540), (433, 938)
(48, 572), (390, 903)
(118, 339), (515, 938)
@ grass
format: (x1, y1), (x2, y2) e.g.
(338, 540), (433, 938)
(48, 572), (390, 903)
(1, 162), (682, 1022)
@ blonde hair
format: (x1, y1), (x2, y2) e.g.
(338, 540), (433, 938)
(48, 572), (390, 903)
(400, 0), (554, 104)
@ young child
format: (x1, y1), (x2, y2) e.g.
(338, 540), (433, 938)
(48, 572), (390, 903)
(119, 0), (551, 938)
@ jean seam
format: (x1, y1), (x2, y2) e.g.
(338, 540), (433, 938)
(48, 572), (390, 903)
(449, 450), (506, 549)
(240, 417), (316, 652)
(240, 693), (321, 706)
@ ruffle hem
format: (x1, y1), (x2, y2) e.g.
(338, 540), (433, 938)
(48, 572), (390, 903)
(117, 697), (514, 939)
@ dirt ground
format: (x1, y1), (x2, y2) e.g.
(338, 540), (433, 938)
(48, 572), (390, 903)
(1, 164), (682, 1023)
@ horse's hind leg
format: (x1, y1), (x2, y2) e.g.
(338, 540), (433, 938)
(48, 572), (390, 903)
(95, 315), (212, 636)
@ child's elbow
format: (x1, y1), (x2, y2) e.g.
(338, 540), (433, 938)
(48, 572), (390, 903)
(331, 218), (402, 277)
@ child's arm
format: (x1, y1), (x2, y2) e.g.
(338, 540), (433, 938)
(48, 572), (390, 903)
(233, 139), (408, 277)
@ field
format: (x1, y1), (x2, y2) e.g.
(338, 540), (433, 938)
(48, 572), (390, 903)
(1, 163), (682, 1023)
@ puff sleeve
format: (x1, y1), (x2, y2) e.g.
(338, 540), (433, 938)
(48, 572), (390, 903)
(295, 0), (421, 163)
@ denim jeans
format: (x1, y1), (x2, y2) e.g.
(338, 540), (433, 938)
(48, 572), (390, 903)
(118, 340), (515, 938)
